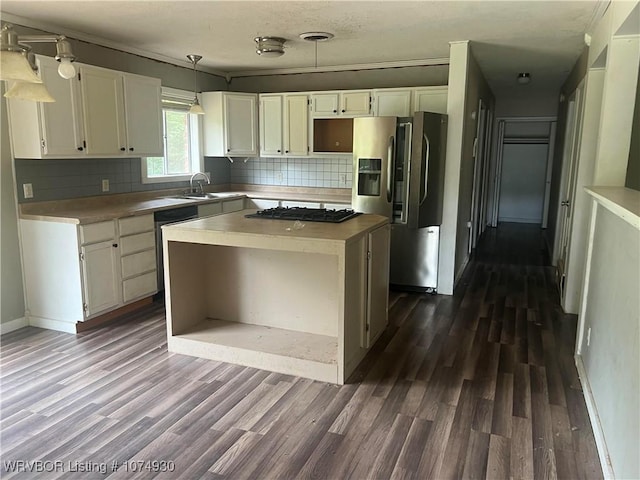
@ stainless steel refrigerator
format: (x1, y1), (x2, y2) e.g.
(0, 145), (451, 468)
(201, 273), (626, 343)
(352, 111), (447, 291)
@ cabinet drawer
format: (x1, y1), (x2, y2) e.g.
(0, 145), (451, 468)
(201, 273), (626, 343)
(121, 248), (156, 279)
(80, 221), (115, 245)
(222, 199), (245, 213)
(122, 271), (157, 303)
(120, 231), (155, 255)
(119, 214), (154, 236)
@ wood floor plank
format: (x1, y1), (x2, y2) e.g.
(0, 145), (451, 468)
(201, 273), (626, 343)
(0, 223), (604, 480)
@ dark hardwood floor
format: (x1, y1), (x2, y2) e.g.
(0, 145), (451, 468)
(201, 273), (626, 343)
(0, 223), (603, 479)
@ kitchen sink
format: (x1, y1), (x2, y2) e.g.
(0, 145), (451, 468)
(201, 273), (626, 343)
(172, 192), (238, 200)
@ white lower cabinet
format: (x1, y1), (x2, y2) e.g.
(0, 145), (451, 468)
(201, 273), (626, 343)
(80, 239), (120, 317)
(20, 214), (157, 333)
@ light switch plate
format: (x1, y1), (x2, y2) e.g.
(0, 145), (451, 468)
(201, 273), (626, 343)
(23, 183), (33, 199)
(102, 179), (109, 192)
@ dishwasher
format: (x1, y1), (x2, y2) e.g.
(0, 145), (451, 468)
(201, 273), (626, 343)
(154, 205), (199, 291)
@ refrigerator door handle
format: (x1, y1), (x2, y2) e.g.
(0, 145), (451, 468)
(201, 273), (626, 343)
(387, 135), (394, 203)
(420, 133), (430, 205)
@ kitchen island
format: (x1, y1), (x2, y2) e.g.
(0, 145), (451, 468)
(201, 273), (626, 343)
(163, 209), (390, 384)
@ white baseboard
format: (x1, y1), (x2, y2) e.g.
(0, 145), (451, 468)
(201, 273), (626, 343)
(28, 316), (77, 334)
(575, 354), (615, 479)
(454, 255), (470, 288)
(0, 317), (28, 335)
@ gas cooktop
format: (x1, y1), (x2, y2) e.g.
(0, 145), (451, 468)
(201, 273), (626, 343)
(245, 207), (362, 223)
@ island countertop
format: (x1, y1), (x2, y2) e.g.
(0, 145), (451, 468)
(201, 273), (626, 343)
(162, 209), (389, 253)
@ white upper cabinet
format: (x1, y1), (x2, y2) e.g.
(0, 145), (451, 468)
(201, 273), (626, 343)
(6, 56), (162, 159)
(7, 56), (84, 158)
(412, 86), (448, 114)
(283, 94), (309, 156)
(203, 91), (258, 157)
(259, 95), (283, 156)
(79, 65), (127, 156)
(373, 89), (412, 117)
(123, 73), (163, 156)
(258, 93), (308, 157)
(311, 90), (371, 117)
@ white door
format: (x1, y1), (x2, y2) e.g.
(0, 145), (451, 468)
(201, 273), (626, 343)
(224, 94), (258, 155)
(374, 90), (412, 117)
(81, 240), (120, 317)
(341, 91), (371, 116)
(260, 95), (283, 155)
(38, 56), (84, 156)
(284, 95), (308, 156)
(412, 87), (448, 114)
(79, 66), (126, 155)
(365, 225), (390, 348)
(469, 100), (488, 253)
(311, 93), (339, 116)
(123, 73), (163, 156)
(555, 85), (585, 300)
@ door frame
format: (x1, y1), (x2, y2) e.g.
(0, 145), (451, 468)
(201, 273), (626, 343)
(490, 116), (557, 228)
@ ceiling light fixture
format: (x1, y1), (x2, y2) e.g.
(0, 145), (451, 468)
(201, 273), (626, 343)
(255, 37), (286, 57)
(186, 54), (205, 115)
(299, 32), (334, 69)
(1, 23), (77, 82)
(517, 72), (531, 85)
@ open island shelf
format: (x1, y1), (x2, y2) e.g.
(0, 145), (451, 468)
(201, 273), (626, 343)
(162, 209), (390, 384)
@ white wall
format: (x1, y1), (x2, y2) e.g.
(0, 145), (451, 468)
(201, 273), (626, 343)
(578, 195), (640, 480)
(0, 87), (26, 331)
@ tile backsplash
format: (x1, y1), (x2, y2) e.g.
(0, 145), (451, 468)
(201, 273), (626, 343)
(230, 156), (353, 189)
(14, 157), (230, 203)
(14, 155), (354, 203)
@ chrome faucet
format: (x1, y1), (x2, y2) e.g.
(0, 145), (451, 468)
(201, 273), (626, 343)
(190, 172), (210, 194)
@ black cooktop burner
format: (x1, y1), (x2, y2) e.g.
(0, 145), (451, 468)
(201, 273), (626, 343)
(245, 207), (362, 223)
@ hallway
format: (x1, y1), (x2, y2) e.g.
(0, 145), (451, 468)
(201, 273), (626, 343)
(0, 223), (603, 479)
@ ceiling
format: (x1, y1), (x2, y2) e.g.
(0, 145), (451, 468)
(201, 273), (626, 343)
(1, 1), (605, 94)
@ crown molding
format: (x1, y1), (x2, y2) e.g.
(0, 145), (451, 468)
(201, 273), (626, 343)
(0, 12), (229, 78)
(1, 13), (449, 80)
(229, 57), (450, 78)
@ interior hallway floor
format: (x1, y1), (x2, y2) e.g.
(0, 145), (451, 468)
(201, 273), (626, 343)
(0, 222), (603, 479)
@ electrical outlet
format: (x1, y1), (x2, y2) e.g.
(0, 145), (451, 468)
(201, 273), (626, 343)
(276, 172), (283, 184)
(340, 174), (346, 185)
(587, 327), (591, 347)
(23, 183), (33, 199)
(102, 179), (109, 192)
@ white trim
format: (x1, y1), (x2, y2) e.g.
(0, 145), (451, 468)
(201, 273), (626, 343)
(541, 121), (557, 229)
(2, 13), (229, 78)
(4, 13), (449, 79)
(230, 57), (450, 78)
(28, 315), (77, 334)
(454, 254), (470, 287)
(0, 317), (28, 335)
(574, 354), (615, 479)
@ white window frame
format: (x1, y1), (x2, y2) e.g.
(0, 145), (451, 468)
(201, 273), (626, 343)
(141, 87), (204, 184)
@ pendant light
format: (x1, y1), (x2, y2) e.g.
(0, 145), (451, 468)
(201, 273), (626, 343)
(187, 54), (205, 115)
(4, 80), (55, 102)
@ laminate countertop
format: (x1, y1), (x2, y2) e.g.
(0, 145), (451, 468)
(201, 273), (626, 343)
(18, 186), (352, 225)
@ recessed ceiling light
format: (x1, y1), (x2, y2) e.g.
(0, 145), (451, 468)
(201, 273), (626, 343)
(299, 32), (334, 42)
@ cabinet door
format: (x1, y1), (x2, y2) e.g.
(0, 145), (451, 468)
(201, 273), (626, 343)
(412, 87), (448, 114)
(198, 202), (223, 217)
(38, 57), (84, 156)
(374, 90), (412, 117)
(284, 95), (309, 156)
(123, 74), (163, 156)
(81, 240), (120, 317)
(311, 93), (339, 116)
(341, 91), (371, 116)
(79, 66), (126, 155)
(260, 95), (283, 156)
(224, 93), (258, 155)
(365, 224), (390, 348)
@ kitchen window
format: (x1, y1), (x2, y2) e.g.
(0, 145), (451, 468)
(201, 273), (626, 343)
(142, 87), (203, 183)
